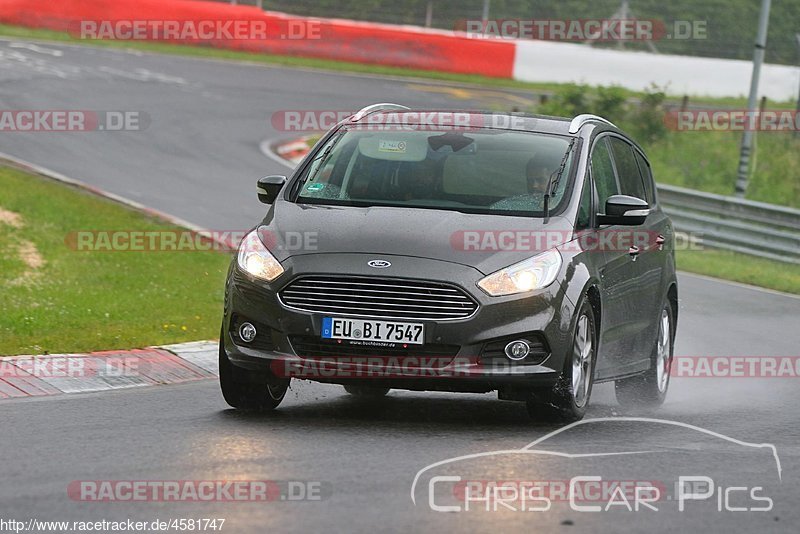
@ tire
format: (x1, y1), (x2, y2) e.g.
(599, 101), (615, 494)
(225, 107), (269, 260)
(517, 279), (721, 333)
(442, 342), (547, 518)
(219, 334), (290, 411)
(615, 301), (674, 408)
(526, 298), (597, 422)
(343, 385), (390, 398)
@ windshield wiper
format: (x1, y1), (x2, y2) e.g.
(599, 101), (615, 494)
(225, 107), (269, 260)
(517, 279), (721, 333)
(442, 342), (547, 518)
(543, 137), (576, 223)
(290, 130), (345, 199)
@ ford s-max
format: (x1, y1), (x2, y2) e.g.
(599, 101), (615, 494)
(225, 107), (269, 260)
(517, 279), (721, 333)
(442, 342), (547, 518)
(219, 104), (678, 421)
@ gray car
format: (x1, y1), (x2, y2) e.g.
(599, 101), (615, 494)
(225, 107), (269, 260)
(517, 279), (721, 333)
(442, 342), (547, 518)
(219, 104), (678, 421)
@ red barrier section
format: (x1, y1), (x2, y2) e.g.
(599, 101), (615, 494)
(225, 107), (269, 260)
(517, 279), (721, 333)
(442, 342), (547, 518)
(0, 0), (515, 78)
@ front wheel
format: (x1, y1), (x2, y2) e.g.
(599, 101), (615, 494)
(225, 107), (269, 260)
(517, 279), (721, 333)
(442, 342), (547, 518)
(527, 299), (596, 422)
(615, 302), (674, 407)
(219, 337), (290, 411)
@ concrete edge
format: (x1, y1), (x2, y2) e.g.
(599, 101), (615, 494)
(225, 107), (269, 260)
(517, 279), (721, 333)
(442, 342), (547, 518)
(0, 341), (219, 400)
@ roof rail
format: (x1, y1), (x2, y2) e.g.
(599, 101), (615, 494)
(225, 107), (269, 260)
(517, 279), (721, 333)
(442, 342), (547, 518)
(568, 114), (616, 134)
(352, 103), (410, 121)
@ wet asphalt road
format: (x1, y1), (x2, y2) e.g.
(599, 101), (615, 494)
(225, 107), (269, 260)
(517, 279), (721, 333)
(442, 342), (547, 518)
(0, 39), (799, 533)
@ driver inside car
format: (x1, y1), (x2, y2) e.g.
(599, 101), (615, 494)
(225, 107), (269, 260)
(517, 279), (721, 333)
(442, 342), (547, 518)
(489, 152), (559, 211)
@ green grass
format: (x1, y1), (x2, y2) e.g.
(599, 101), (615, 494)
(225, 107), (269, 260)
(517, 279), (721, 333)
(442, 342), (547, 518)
(677, 248), (800, 295)
(647, 131), (800, 208)
(0, 166), (231, 356)
(1, 23), (794, 110)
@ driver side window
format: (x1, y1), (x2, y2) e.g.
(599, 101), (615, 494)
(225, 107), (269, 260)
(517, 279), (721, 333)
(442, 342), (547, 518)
(590, 138), (618, 213)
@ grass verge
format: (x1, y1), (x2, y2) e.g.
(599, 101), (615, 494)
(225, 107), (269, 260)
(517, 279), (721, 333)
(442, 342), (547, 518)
(677, 249), (800, 295)
(0, 166), (230, 356)
(645, 132), (800, 208)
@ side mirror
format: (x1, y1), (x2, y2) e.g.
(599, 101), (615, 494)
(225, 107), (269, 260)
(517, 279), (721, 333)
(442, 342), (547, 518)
(257, 175), (286, 204)
(596, 195), (649, 226)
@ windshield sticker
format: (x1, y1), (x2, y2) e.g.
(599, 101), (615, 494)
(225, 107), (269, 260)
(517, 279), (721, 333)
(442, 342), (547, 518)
(378, 140), (407, 153)
(305, 183), (325, 192)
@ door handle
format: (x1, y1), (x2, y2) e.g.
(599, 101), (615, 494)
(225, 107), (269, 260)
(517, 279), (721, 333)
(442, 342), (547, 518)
(628, 246), (641, 261)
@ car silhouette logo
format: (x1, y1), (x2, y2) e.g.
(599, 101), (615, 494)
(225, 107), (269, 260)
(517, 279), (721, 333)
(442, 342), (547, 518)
(367, 260), (392, 268)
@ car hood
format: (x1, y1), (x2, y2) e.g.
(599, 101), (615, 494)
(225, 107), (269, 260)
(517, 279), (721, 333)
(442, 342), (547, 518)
(261, 201), (576, 275)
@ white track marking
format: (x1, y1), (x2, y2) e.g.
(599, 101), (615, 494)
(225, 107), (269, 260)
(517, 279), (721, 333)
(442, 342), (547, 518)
(8, 41), (63, 57)
(259, 138), (299, 169)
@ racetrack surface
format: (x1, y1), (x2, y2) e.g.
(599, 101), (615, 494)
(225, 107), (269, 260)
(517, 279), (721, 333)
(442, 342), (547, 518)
(1, 39), (799, 533)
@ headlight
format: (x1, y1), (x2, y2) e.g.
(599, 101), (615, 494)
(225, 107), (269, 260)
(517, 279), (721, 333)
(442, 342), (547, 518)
(477, 249), (562, 296)
(236, 229), (284, 282)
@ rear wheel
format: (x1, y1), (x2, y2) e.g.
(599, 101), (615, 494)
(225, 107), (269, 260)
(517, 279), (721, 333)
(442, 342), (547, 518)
(615, 302), (674, 407)
(343, 385), (390, 398)
(527, 299), (596, 422)
(219, 335), (290, 411)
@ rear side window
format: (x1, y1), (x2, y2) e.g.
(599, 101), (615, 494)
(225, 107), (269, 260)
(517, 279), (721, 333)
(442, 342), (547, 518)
(634, 150), (656, 206)
(608, 137), (646, 201)
(590, 138), (618, 210)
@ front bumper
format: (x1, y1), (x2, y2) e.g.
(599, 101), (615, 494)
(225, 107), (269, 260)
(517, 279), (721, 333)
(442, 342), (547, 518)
(222, 253), (576, 393)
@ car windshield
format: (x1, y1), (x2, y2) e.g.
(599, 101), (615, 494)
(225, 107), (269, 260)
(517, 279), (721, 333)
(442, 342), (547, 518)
(294, 127), (575, 216)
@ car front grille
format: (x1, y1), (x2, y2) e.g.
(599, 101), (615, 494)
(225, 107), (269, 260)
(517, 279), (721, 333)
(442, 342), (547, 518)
(278, 276), (478, 321)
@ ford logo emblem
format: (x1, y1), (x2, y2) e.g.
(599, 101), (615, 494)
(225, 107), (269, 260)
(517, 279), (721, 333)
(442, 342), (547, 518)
(367, 259), (391, 269)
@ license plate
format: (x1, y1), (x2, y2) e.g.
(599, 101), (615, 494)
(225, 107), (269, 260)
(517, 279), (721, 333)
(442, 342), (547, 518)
(321, 317), (424, 345)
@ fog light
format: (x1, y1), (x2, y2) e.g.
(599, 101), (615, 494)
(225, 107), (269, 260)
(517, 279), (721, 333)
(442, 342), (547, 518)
(239, 322), (257, 343)
(504, 340), (530, 361)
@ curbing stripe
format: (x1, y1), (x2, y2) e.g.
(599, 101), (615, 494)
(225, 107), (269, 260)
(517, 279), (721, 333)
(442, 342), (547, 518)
(0, 358), (62, 397)
(159, 341), (219, 375)
(0, 342), (219, 401)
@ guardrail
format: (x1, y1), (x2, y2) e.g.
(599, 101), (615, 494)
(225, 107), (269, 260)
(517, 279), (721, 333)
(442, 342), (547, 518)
(657, 184), (800, 264)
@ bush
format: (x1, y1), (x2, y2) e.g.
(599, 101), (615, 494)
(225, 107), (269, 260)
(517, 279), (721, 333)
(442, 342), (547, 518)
(536, 83), (668, 143)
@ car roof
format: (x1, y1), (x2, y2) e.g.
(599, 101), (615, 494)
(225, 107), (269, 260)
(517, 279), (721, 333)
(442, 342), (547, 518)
(342, 106), (619, 137)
